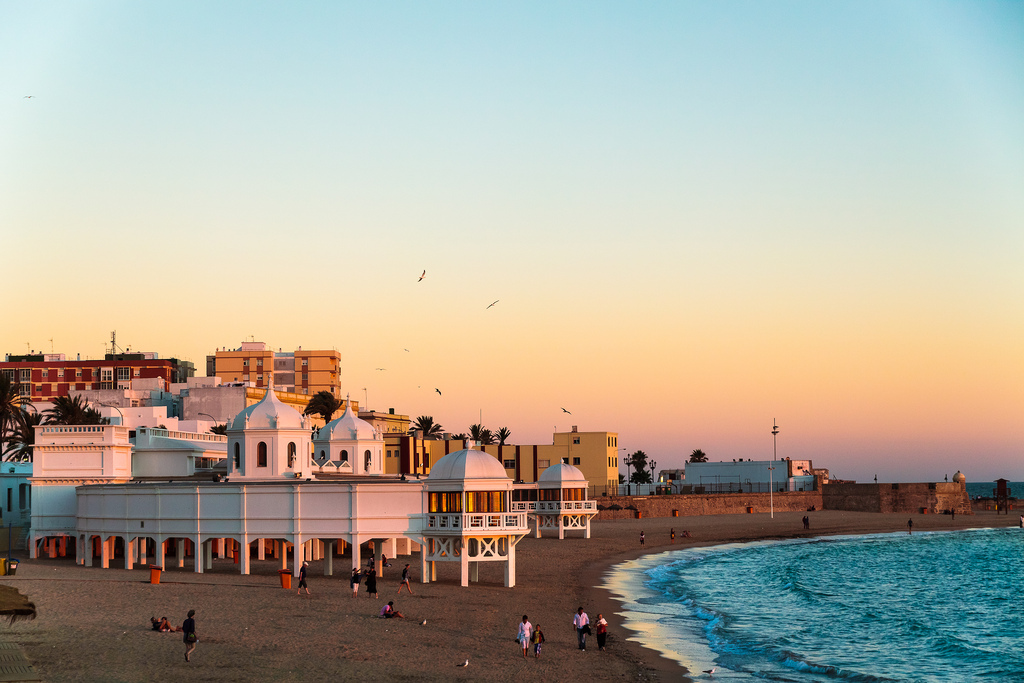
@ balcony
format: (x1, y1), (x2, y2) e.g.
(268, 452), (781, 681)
(424, 511), (528, 533)
(536, 500), (597, 513)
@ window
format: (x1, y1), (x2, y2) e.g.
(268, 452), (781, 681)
(573, 437), (580, 445)
(117, 367), (130, 380)
(503, 459), (515, 469)
(57, 369), (64, 378)
(243, 374), (250, 381)
(364, 449), (372, 472)
(538, 459), (550, 468)
(101, 369), (113, 382)
(288, 442), (296, 467)
(562, 457), (569, 464)
(76, 369), (82, 378)
(573, 457), (581, 465)
(134, 368), (141, 377)
(233, 443), (240, 469)
(429, 492), (462, 513)
(257, 442), (268, 467)
(257, 375), (264, 384)
(242, 359), (249, 367)
(466, 491), (505, 513)
(302, 373), (308, 382)
(18, 484), (29, 510)
(301, 359), (308, 366)
(340, 449), (348, 462)
(41, 369), (48, 378)
(319, 449), (326, 461)
(19, 369), (30, 382)
(256, 359), (263, 367)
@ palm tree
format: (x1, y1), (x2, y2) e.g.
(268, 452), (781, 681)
(450, 433), (468, 441)
(627, 450), (651, 483)
(303, 391), (343, 424)
(412, 416), (444, 439)
(3, 409), (41, 462)
(0, 374), (28, 457)
(469, 424), (495, 445)
(689, 448), (708, 463)
(210, 424), (228, 435)
(496, 427), (512, 445)
(44, 395), (108, 425)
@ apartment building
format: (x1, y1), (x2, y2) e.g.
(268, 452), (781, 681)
(1, 352), (194, 402)
(207, 342), (341, 396)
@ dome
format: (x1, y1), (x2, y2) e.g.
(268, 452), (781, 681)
(318, 402), (378, 442)
(229, 387), (305, 431)
(427, 448), (509, 481)
(952, 471), (966, 484)
(538, 463), (587, 485)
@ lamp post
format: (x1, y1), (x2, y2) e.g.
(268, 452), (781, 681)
(649, 459), (657, 495)
(771, 419), (779, 461)
(198, 412), (219, 431)
(99, 402), (124, 426)
(769, 419), (779, 519)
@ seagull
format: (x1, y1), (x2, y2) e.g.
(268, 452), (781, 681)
(702, 668), (716, 676)
(457, 659), (469, 667)
(418, 270), (426, 282)
(486, 300), (499, 309)
(375, 368), (386, 371)
(23, 95), (34, 98)
(561, 407), (571, 415)
(435, 388), (442, 396)
(420, 619), (427, 625)
(404, 348), (410, 352)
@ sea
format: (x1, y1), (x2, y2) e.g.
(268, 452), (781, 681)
(965, 481), (1023, 500)
(604, 527), (1024, 682)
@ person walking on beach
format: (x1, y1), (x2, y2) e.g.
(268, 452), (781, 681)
(596, 613), (608, 651)
(182, 609), (197, 663)
(365, 567), (378, 599)
(398, 563), (414, 594)
(531, 624), (545, 658)
(670, 528), (675, 544)
(639, 531), (645, 546)
(573, 606), (590, 651)
(907, 518), (913, 534)
(297, 561), (310, 595)
(350, 568), (362, 598)
(517, 615), (533, 658)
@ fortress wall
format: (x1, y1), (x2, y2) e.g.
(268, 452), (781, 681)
(594, 483), (972, 520)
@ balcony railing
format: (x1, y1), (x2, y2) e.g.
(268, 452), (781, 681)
(425, 511), (528, 533)
(536, 500), (597, 512)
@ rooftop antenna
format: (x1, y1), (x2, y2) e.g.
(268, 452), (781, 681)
(109, 331), (124, 356)
(362, 387), (368, 408)
(25, 342), (30, 353)
(49, 338), (54, 353)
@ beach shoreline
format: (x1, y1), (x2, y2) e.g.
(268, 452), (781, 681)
(0, 510), (1017, 681)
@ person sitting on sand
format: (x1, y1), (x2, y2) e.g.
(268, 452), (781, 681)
(158, 617), (180, 632)
(380, 601), (404, 619)
(151, 617), (161, 631)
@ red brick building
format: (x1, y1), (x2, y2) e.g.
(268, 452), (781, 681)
(1, 352), (195, 402)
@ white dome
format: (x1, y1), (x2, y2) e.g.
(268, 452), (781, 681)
(317, 402), (377, 442)
(538, 463), (587, 485)
(952, 470), (966, 484)
(229, 388), (305, 431)
(427, 448), (509, 481)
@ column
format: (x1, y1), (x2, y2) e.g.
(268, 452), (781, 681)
(204, 540), (214, 571)
(350, 537), (361, 573)
(324, 541), (333, 576)
(292, 536), (303, 577)
(585, 516), (591, 539)
(469, 561), (479, 583)
(559, 514), (565, 540)
(420, 539), (429, 584)
(177, 539), (186, 568)
(217, 539), (226, 559)
(155, 537), (165, 569)
(139, 538), (148, 565)
(240, 538), (250, 575)
(83, 536), (93, 567)
(280, 542), (288, 571)
(504, 538), (516, 588)
(101, 536), (110, 569)
(257, 538), (265, 561)
(194, 538), (203, 574)
(460, 547), (469, 587)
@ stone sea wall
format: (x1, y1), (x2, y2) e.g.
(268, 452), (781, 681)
(594, 482), (972, 520)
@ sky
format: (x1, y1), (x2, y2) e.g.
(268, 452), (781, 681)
(2, 1), (1022, 483)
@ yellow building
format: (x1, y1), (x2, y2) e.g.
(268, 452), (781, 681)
(208, 342), (341, 396)
(381, 427), (620, 492)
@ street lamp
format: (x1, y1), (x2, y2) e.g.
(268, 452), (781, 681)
(649, 459), (658, 494)
(769, 419), (779, 519)
(771, 419), (779, 461)
(99, 402), (124, 426)
(198, 412), (219, 429)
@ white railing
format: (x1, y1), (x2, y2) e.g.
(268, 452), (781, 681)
(536, 500), (597, 512)
(425, 511), (528, 532)
(510, 501), (537, 512)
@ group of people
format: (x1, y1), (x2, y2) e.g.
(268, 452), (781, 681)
(802, 515), (811, 529)
(515, 607), (609, 658)
(347, 563), (414, 598)
(150, 610), (198, 662)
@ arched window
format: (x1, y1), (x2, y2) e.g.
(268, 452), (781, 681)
(288, 442), (296, 467)
(319, 450), (326, 462)
(233, 442), (240, 469)
(364, 449), (372, 472)
(340, 449), (348, 463)
(257, 442), (268, 467)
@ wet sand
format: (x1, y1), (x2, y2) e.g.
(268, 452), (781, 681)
(0, 510), (1015, 681)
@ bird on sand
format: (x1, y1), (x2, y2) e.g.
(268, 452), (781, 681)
(561, 407), (571, 415)
(457, 659), (469, 667)
(702, 668), (716, 676)
(418, 270), (426, 282)
(435, 388), (442, 396)
(486, 300), (499, 309)
(420, 619), (427, 625)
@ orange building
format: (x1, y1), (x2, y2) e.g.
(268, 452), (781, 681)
(207, 342), (340, 396)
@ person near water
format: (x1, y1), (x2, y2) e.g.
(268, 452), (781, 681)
(531, 624), (545, 658)
(639, 531), (645, 546)
(297, 560), (310, 595)
(596, 613), (608, 651)
(573, 606), (590, 651)
(907, 518), (913, 534)
(182, 609), (197, 663)
(517, 615), (533, 658)
(365, 567), (378, 599)
(398, 563), (414, 594)
(670, 528), (675, 543)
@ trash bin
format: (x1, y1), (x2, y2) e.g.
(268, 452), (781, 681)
(7, 560), (19, 576)
(672, 510), (679, 517)
(150, 566), (163, 585)
(636, 510), (642, 519)
(0, 559), (7, 576)
(278, 569), (292, 590)
(747, 506), (754, 514)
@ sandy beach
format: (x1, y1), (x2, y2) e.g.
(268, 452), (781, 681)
(0, 509), (1017, 682)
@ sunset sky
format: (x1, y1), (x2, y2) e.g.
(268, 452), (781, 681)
(2, 1), (1021, 483)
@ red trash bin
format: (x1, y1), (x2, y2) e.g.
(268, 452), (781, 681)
(278, 570), (292, 589)
(150, 566), (163, 585)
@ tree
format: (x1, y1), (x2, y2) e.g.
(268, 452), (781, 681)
(689, 449), (708, 463)
(469, 424), (494, 445)
(0, 374), (29, 457)
(496, 427), (512, 445)
(210, 424), (228, 435)
(450, 433), (468, 441)
(626, 450), (651, 484)
(412, 416), (444, 439)
(44, 395), (107, 425)
(303, 391), (343, 425)
(3, 409), (41, 462)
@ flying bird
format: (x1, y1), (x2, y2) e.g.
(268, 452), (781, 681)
(486, 300), (499, 309)
(23, 95), (34, 98)
(435, 388), (442, 396)
(375, 368), (387, 371)
(457, 659), (469, 667)
(561, 407), (571, 415)
(403, 348), (410, 352)
(418, 270), (426, 282)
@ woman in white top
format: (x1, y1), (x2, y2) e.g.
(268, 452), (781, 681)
(517, 615), (533, 658)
